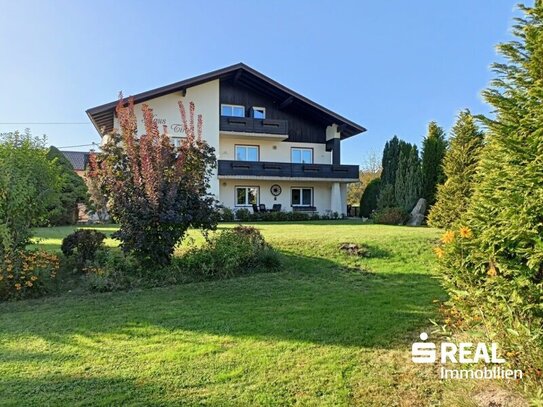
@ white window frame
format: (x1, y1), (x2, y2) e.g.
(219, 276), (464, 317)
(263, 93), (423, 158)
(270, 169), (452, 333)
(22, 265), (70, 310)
(291, 147), (313, 164)
(170, 136), (184, 148)
(235, 186), (260, 207)
(291, 187), (313, 207)
(221, 104), (245, 117)
(252, 106), (266, 119)
(235, 145), (259, 161)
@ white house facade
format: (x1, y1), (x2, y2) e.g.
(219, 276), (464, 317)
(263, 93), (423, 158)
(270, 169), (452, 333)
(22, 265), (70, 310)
(86, 63), (366, 215)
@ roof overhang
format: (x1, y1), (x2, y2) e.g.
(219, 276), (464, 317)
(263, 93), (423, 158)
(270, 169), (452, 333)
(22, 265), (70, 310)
(86, 63), (367, 139)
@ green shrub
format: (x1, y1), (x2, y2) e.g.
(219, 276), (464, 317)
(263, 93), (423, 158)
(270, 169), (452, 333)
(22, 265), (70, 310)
(61, 229), (106, 270)
(289, 211), (310, 221)
(219, 207), (235, 222)
(231, 209), (323, 222)
(82, 251), (142, 292)
(0, 250), (60, 300)
(371, 207), (409, 225)
(359, 178), (381, 218)
(183, 226), (281, 279)
(235, 208), (251, 222)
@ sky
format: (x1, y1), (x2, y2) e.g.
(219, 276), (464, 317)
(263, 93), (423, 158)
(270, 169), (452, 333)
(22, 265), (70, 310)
(0, 0), (520, 166)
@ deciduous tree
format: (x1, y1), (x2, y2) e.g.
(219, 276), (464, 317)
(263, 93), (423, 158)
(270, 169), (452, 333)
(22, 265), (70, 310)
(0, 130), (60, 255)
(92, 97), (218, 266)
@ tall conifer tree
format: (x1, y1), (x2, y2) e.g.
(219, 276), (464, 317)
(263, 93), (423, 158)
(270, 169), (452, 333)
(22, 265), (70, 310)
(394, 144), (422, 211)
(421, 122), (447, 206)
(427, 111), (483, 228)
(439, 2), (543, 377)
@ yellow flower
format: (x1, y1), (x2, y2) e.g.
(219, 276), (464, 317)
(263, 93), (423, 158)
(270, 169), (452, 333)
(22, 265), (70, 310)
(14, 283), (22, 290)
(25, 281), (33, 287)
(31, 275), (38, 281)
(459, 226), (472, 239)
(487, 262), (497, 277)
(442, 230), (455, 244)
(433, 247), (445, 258)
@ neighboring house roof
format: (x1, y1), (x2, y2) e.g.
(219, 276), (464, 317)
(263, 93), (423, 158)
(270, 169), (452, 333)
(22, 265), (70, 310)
(86, 63), (366, 140)
(61, 151), (89, 171)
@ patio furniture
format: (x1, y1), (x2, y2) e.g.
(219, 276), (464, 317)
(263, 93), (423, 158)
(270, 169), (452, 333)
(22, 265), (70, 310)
(259, 204), (268, 212)
(271, 204), (282, 212)
(252, 204), (259, 213)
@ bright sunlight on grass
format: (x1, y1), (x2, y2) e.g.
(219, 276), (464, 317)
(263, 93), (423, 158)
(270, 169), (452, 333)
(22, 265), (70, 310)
(0, 221), (466, 406)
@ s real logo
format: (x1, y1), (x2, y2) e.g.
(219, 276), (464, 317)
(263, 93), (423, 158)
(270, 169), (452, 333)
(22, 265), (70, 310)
(411, 332), (505, 364)
(411, 332), (436, 363)
(411, 332), (523, 380)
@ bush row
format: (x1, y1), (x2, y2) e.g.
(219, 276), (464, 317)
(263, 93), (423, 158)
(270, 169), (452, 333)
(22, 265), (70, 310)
(219, 207), (344, 222)
(1, 226), (282, 300)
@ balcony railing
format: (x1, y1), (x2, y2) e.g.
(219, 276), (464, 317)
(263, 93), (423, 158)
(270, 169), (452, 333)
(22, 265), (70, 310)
(220, 116), (288, 136)
(217, 160), (359, 180)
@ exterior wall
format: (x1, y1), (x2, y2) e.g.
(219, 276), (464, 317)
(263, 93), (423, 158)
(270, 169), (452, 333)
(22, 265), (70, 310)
(112, 80), (220, 196)
(220, 80), (327, 144)
(219, 179), (349, 214)
(218, 136), (332, 164)
(107, 78), (349, 213)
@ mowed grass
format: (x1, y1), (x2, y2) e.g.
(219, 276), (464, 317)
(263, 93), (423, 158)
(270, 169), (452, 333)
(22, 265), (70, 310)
(0, 221), (464, 406)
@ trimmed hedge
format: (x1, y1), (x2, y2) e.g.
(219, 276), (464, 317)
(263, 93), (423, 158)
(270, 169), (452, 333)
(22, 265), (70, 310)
(220, 209), (344, 222)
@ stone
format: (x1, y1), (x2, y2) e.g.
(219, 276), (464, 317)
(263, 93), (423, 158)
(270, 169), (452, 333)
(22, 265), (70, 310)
(407, 198), (427, 226)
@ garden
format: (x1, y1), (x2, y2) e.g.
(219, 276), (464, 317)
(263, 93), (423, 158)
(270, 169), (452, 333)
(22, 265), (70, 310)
(1, 2), (543, 406)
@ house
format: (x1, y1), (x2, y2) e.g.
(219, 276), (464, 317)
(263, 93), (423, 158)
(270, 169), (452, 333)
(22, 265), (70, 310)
(86, 63), (366, 215)
(61, 151), (89, 177)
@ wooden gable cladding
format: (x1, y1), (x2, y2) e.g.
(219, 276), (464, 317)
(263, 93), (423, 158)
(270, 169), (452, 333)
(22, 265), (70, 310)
(220, 79), (327, 144)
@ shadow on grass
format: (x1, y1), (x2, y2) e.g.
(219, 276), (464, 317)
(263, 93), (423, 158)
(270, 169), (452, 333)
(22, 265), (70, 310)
(0, 376), (182, 406)
(0, 252), (443, 351)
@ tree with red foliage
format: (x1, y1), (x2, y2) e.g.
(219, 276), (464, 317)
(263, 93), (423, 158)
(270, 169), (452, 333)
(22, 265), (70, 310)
(90, 96), (218, 265)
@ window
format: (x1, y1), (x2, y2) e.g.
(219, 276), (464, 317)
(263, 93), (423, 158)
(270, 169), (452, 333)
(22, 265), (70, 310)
(235, 145), (259, 161)
(236, 186), (259, 206)
(291, 148), (313, 164)
(171, 137), (183, 148)
(221, 104), (245, 117)
(291, 187), (313, 206)
(252, 107), (266, 119)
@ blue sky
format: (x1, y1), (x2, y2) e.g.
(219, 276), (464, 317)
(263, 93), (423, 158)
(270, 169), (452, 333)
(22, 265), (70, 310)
(0, 1), (519, 165)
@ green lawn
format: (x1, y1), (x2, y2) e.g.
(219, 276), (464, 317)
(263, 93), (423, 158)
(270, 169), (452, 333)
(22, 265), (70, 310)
(0, 221), (484, 406)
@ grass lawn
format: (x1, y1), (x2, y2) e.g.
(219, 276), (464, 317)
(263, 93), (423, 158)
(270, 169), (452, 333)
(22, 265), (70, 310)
(0, 221), (494, 406)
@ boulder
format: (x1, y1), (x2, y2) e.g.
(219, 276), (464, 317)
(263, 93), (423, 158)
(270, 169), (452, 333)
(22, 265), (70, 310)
(407, 198), (427, 226)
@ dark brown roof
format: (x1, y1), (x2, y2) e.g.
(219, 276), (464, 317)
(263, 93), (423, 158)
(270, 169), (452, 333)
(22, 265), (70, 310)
(61, 151), (89, 171)
(86, 63), (366, 139)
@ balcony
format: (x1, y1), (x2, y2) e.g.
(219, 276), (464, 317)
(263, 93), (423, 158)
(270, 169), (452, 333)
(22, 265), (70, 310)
(217, 160), (359, 180)
(220, 116), (288, 137)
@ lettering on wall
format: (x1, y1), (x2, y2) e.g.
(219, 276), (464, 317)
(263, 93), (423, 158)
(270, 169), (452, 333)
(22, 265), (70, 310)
(139, 117), (185, 135)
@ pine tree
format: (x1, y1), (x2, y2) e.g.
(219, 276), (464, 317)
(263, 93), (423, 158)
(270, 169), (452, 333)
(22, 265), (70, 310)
(394, 144), (422, 212)
(421, 121), (447, 206)
(427, 111), (483, 228)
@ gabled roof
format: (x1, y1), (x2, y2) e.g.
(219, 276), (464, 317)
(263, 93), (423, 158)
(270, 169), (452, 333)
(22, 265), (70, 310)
(86, 63), (366, 139)
(61, 151), (89, 171)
